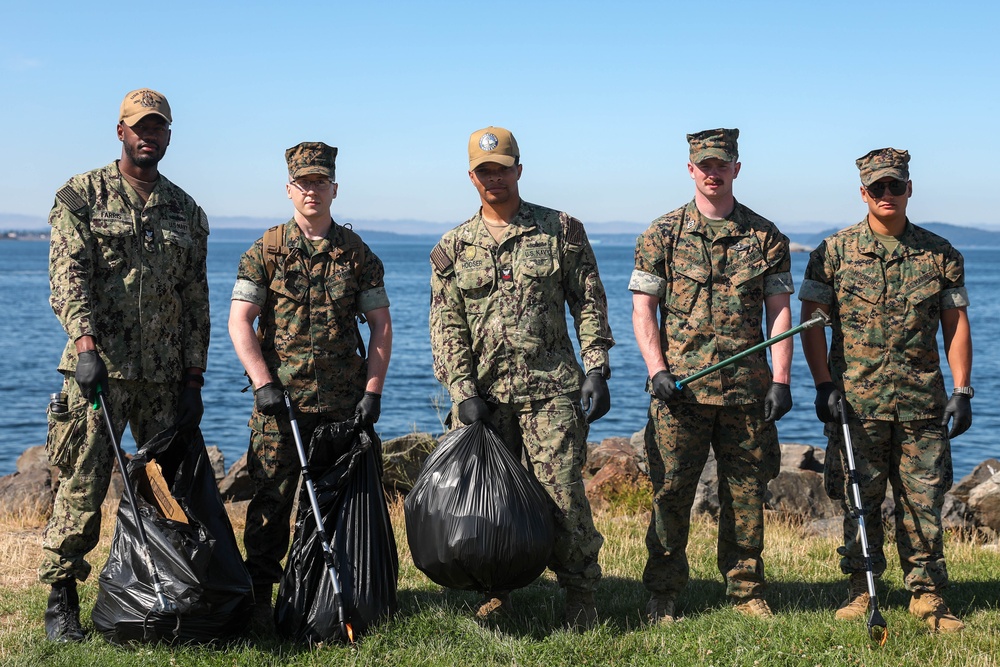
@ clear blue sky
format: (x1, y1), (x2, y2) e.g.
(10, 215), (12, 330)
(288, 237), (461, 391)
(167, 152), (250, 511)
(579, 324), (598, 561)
(2, 1), (998, 231)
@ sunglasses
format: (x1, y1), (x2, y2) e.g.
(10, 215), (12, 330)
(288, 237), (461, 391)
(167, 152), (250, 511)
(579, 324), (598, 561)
(866, 180), (908, 198)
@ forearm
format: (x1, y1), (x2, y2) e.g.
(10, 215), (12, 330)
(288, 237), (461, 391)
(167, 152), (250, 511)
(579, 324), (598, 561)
(364, 307), (392, 394)
(632, 293), (667, 376)
(799, 301), (832, 385)
(942, 307), (973, 387)
(228, 306), (272, 388)
(764, 293), (792, 384)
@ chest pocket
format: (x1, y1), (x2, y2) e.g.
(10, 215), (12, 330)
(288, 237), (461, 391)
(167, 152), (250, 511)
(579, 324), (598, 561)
(161, 215), (193, 249)
(455, 252), (496, 314)
(667, 242), (709, 315)
(904, 271), (942, 306)
(728, 246), (768, 286)
(326, 264), (360, 303)
(840, 268), (885, 305)
(518, 240), (559, 279)
(270, 254), (310, 304)
(91, 212), (134, 271)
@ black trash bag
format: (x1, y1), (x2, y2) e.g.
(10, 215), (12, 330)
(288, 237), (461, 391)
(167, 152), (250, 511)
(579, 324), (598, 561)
(91, 427), (253, 644)
(403, 421), (556, 593)
(275, 420), (399, 644)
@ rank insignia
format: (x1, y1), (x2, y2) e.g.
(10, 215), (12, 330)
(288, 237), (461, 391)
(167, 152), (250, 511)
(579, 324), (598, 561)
(501, 267), (513, 282)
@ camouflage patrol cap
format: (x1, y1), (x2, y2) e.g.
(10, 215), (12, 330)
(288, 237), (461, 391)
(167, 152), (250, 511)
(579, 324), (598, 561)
(469, 126), (519, 170)
(687, 128), (739, 163)
(119, 88), (172, 126)
(285, 141), (338, 180)
(856, 147), (910, 186)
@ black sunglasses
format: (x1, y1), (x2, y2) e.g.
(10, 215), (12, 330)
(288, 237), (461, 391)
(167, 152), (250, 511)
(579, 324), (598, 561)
(866, 180), (908, 198)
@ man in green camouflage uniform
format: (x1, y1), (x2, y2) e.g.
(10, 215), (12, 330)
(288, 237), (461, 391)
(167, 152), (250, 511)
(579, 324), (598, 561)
(41, 88), (210, 641)
(630, 129), (794, 623)
(229, 142), (392, 629)
(800, 148), (972, 633)
(429, 127), (614, 630)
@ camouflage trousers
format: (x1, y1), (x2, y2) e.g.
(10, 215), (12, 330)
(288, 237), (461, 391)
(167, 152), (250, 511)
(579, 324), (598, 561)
(457, 392), (604, 593)
(824, 417), (952, 592)
(39, 375), (178, 584)
(643, 400), (779, 600)
(243, 405), (355, 586)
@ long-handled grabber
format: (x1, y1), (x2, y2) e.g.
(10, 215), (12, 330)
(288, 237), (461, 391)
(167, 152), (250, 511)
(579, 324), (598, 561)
(659, 309), (831, 391)
(837, 395), (888, 646)
(94, 387), (175, 615)
(284, 392), (354, 643)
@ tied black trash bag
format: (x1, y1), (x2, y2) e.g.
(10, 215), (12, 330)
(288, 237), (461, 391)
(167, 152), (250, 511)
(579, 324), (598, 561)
(403, 421), (555, 592)
(91, 427), (253, 644)
(275, 420), (399, 644)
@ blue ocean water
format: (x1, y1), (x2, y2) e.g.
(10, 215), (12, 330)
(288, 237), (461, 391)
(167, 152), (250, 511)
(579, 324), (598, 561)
(1, 235), (997, 480)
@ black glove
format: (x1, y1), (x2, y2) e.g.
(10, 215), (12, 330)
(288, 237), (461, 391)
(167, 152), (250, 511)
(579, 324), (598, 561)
(254, 381), (285, 416)
(354, 391), (382, 426)
(75, 350), (109, 402)
(581, 370), (611, 424)
(763, 382), (792, 423)
(650, 370), (680, 402)
(175, 386), (204, 429)
(815, 382), (843, 423)
(457, 396), (490, 425)
(941, 394), (972, 439)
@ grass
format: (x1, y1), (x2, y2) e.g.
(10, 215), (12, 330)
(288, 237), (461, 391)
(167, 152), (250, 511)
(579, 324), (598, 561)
(1, 495), (999, 667)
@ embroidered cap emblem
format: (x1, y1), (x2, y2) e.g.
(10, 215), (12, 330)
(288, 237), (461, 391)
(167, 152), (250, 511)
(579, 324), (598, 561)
(140, 90), (158, 108)
(479, 133), (499, 152)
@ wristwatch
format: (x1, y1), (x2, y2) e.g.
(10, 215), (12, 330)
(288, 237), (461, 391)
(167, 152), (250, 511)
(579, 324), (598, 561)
(953, 386), (974, 398)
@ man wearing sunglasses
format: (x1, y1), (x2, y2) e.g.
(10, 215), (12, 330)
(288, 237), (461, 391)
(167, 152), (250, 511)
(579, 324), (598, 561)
(630, 128), (794, 624)
(229, 141), (392, 634)
(799, 148), (972, 633)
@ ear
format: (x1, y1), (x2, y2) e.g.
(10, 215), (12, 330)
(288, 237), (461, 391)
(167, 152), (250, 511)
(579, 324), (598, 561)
(860, 184), (869, 203)
(286, 183), (294, 201)
(732, 161), (741, 179)
(331, 183), (339, 199)
(116, 121), (125, 142)
(687, 162), (695, 179)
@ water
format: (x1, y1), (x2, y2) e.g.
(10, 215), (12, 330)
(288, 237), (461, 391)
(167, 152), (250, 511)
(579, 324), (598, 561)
(1, 236), (997, 480)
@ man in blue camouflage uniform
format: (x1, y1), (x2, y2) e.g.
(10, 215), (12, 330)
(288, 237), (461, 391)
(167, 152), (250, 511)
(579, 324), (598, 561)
(41, 88), (210, 641)
(229, 142), (392, 632)
(800, 148), (972, 633)
(429, 127), (614, 630)
(630, 128), (794, 623)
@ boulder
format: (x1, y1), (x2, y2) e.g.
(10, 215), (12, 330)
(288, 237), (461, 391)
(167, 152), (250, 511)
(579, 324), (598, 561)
(765, 469), (839, 519)
(585, 454), (649, 512)
(779, 443), (824, 472)
(205, 445), (226, 482)
(951, 458), (1000, 504)
(0, 466), (53, 518)
(381, 432), (437, 494)
(967, 472), (1000, 533)
(219, 453), (254, 502)
(586, 437), (642, 478)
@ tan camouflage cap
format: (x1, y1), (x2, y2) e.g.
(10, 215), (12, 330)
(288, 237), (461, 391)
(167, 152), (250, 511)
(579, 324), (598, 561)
(119, 88), (172, 126)
(285, 141), (338, 180)
(687, 128), (739, 163)
(469, 126), (519, 170)
(856, 147), (910, 186)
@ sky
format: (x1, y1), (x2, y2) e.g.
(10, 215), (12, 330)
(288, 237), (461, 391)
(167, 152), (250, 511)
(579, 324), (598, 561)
(2, 1), (999, 232)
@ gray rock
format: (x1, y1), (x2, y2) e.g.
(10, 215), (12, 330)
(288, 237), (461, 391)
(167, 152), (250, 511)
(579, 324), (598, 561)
(765, 469), (840, 519)
(381, 432), (437, 494)
(205, 445), (226, 482)
(952, 458), (1000, 504)
(219, 453), (253, 502)
(968, 472), (1000, 533)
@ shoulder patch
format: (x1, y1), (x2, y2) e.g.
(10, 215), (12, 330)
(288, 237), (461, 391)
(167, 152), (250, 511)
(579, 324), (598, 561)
(565, 217), (585, 246)
(55, 185), (88, 218)
(430, 243), (453, 273)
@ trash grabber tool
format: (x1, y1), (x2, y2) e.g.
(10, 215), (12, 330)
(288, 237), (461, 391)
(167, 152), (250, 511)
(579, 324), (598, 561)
(284, 391), (354, 643)
(95, 387), (175, 615)
(838, 395), (888, 646)
(669, 309), (831, 390)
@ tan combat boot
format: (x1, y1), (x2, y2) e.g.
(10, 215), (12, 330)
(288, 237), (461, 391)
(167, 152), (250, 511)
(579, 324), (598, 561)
(564, 590), (598, 631)
(646, 594), (676, 625)
(909, 592), (965, 633)
(835, 573), (871, 621)
(734, 597), (774, 618)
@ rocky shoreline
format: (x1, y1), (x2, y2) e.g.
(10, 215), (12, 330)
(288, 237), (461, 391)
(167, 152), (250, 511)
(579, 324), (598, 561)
(2, 432), (999, 540)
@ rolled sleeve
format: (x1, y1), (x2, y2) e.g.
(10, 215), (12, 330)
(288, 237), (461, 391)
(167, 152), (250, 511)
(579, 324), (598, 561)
(764, 271), (794, 297)
(358, 286), (390, 313)
(628, 269), (665, 298)
(798, 278), (834, 304)
(232, 278), (266, 306)
(940, 286), (969, 310)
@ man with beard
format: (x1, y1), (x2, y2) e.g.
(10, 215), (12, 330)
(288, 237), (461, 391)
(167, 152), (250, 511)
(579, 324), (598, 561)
(630, 128), (793, 623)
(41, 88), (210, 641)
(429, 126), (614, 630)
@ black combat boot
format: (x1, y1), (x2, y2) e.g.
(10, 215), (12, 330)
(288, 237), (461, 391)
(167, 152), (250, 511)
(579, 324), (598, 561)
(44, 579), (85, 642)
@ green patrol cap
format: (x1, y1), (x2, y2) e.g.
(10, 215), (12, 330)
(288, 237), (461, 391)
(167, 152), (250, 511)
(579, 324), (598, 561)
(856, 147), (909, 186)
(285, 141), (338, 180)
(687, 128), (739, 163)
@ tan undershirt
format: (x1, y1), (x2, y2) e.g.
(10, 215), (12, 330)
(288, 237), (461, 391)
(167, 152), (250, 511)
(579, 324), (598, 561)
(481, 218), (509, 243)
(121, 172), (158, 205)
(871, 228), (901, 253)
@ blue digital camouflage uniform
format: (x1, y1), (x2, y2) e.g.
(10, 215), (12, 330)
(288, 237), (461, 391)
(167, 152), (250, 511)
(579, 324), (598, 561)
(41, 161), (210, 584)
(232, 219), (389, 585)
(629, 199), (793, 601)
(799, 219), (968, 591)
(429, 200), (614, 593)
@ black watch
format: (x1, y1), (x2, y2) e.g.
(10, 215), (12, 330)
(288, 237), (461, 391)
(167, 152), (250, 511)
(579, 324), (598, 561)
(953, 386), (974, 398)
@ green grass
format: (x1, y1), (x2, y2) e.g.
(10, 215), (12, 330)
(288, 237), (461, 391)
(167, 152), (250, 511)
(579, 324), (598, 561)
(1, 502), (999, 666)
